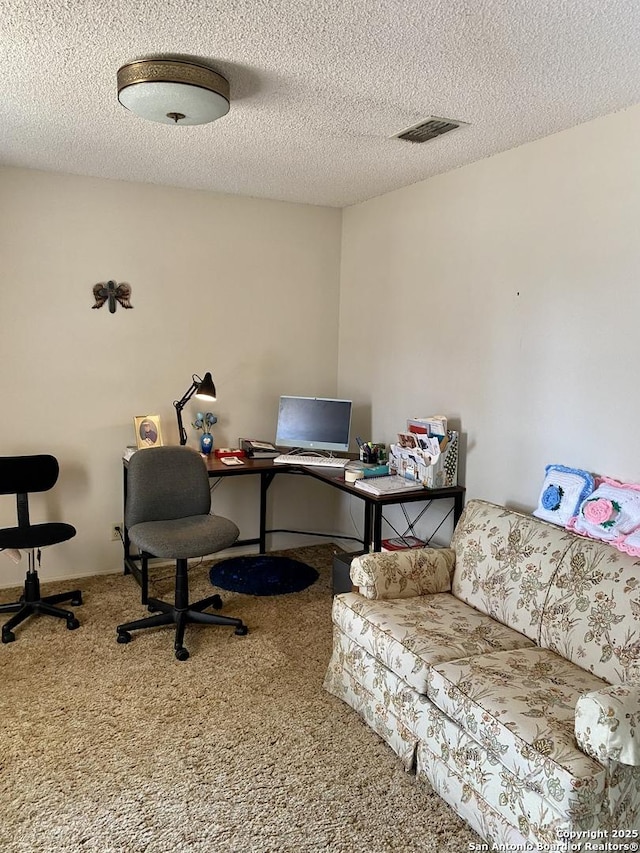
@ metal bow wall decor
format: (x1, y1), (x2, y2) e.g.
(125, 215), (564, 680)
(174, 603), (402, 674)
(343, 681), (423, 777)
(91, 280), (133, 313)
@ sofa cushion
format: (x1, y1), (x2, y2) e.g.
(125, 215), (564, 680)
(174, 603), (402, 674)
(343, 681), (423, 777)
(539, 533), (640, 684)
(450, 500), (574, 643)
(427, 647), (608, 823)
(332, 591), (535, 694)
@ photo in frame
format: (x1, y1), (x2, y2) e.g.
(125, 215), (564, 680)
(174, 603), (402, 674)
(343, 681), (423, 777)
(134, 415), (163, 449)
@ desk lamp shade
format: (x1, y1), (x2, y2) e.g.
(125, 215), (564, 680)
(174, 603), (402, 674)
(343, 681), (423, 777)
(174, 372), (217, 445)
(195, 372), (217, 401)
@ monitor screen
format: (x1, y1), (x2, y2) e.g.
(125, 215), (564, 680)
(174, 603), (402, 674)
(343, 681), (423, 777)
(275, 396), (352, 453)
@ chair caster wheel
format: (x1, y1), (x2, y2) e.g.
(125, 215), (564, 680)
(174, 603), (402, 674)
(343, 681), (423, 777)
(67, 618), (80, 630)
(147, 604), (158, 613)
(235, 625), (248, 636)
(117, 631), (131, 644)
(175, 647), (189, 661)
(212, 595), (223, 610)
(2, 629), (15, 644)
(71, 595), (82, 606)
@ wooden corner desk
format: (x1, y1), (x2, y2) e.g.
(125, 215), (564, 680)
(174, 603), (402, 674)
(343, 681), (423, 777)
(122, 455), (465, 588)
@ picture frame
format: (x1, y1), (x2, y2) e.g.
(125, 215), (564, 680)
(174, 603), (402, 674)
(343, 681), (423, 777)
(134, 415), (163, 449)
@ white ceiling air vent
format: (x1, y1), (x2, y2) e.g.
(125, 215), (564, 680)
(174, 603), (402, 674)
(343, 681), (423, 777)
(394, 116), (467, 143)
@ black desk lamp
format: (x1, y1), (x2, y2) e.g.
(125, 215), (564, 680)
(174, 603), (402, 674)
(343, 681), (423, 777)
(174, 372), (217, 445)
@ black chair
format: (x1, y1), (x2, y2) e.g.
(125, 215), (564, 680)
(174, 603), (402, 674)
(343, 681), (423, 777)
(0, 455), (82, 644)
(117, 445), (247, 661)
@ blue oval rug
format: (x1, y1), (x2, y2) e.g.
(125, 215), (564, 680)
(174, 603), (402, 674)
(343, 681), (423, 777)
(209, 556), (319, 596)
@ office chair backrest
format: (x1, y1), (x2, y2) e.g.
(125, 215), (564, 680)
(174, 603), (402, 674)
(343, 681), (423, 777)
(125, 446), (211, 528)
(0, 455), (60, 527)
(0, 455), (60, 496)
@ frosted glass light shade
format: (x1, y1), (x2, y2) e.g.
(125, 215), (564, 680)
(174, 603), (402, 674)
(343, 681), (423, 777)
(117, 60), (230, 126)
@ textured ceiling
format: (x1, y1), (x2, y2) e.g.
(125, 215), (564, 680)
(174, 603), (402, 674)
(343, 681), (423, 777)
(2, 0), (640, 208)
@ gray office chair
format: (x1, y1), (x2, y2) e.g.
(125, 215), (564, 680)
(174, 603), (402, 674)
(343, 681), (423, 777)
(116, 445), (247, 660)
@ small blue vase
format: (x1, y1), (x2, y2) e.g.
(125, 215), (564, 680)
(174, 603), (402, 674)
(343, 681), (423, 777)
(200, 433), (214, 455)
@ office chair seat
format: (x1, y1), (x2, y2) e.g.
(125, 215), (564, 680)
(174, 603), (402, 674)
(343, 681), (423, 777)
(117, 446), (247, 661)
(0, 522), (76, 551)
(0, 454), (82, 644)
(128, 515), (239, 560)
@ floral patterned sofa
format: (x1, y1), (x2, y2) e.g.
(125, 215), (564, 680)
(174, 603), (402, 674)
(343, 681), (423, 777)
(324, 499), (640, 847)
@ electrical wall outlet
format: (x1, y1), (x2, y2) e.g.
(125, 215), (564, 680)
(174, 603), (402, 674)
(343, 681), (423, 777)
(111, 524), (122, 541)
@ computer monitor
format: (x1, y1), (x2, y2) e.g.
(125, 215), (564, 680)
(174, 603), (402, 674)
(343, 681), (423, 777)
(275, 396), (352, 453)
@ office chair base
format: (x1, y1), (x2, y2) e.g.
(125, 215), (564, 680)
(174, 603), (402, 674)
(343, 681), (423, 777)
(116, 594), (248, 661)
(1, 569), (82, 643)
(147, 592), (223, 614)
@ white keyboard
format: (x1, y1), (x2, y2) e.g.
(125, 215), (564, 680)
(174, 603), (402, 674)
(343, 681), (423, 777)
(273, 454), (351, 468)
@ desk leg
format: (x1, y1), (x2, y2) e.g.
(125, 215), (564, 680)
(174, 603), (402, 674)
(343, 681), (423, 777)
(453, 491), (465, 525)
(122, 464), (131, 574)
(362, 500), (384, 551)
(123, 526), (132, 573)
(363, 500), (372, 553)
(122, 465), (130, 575)
(259, 473), (267, 553)
(372, 504), (383, 552)
(259, 472), (276, 554)
(122, 462), (146, 601)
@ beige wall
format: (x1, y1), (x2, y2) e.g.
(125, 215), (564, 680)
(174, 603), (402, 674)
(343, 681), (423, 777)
(337, 103), (640, 544)
(0, 168), (343, 585)
(3, 101), (640, 584)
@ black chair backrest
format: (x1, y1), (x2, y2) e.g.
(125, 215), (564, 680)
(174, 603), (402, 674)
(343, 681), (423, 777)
(0, 455), (59, 496)
(125, 446), (211, 529)
(0, 455), (61, 529)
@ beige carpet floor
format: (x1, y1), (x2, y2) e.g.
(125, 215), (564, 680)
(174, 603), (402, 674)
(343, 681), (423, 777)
(0, 544), (480, 853)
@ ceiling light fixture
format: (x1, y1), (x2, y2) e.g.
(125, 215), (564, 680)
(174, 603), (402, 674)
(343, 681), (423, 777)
(117, 59), (230, 126)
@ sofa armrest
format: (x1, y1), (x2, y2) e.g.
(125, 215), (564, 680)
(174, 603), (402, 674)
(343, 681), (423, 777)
(350, 547), (456, 600)
(575, 685), (640, 766)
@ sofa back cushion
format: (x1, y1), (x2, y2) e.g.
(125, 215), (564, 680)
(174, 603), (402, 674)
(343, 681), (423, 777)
(539, 534), (640, 684)
(451, 499), (572, 642)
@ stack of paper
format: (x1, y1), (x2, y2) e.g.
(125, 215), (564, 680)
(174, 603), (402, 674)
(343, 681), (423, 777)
(353, 476), (424, 496)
